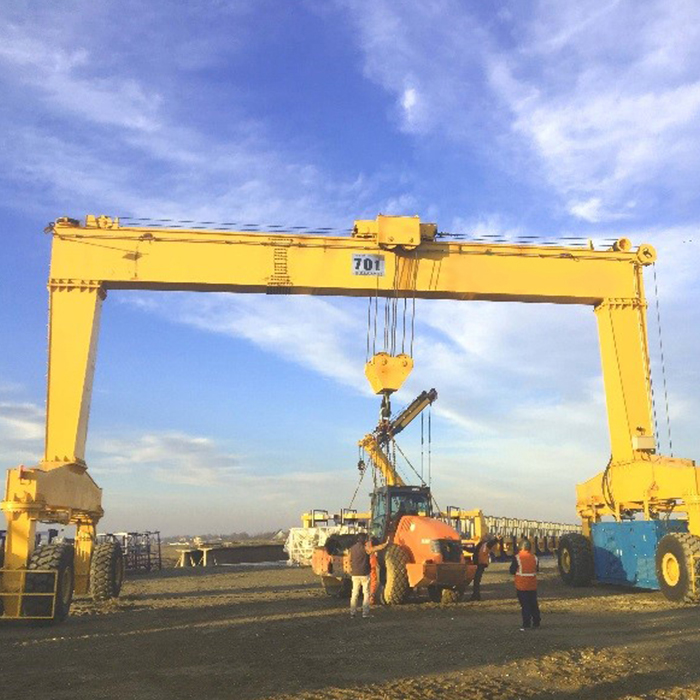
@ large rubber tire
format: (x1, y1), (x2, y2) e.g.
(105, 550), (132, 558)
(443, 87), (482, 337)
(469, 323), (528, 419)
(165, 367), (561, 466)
(90, 540), (125, 601)
(656, 533), (700, 604)
(23, 543), (75, 623)
(558, 533), (594, 587)
(383, 544), (410, 605)
(427, 585), (441, 603)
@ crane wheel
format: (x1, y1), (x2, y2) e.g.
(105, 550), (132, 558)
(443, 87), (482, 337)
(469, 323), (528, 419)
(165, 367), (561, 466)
(557, 533), (594, 587)
(656, 533), (700, 604)
(23, 543), (75, 623)
(382, 544), (409, 605)
(90, 540), (125, 601)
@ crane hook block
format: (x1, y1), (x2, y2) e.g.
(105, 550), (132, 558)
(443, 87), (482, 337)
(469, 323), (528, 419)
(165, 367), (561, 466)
(364, 352), (414, 395)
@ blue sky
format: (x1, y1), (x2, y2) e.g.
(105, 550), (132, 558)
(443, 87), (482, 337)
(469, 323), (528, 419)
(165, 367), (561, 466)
(1, 1), (699, 536)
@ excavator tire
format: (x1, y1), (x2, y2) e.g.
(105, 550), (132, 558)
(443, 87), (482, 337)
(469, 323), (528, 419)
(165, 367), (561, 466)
(90, 540), (125, 601)
(427, 585), (441, 603)
(656, 533), (700, 604)
(382, 544), (410, 605)
(557, 533), (594, 587)
(23, 543), (75, 623)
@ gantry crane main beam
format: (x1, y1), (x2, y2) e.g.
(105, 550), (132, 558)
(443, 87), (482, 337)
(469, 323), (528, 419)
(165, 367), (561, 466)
(45, 214), (656, 470)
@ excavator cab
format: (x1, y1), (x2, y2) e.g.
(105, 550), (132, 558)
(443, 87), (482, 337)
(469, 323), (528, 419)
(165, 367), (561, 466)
(369, 485), (432, 541)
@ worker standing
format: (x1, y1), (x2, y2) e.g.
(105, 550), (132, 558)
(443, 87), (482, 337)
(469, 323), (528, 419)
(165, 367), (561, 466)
(510, 539), (541, 630)
(470, 536), (497, 601)
(368, 539), (381, 605)
(348, 533), (387, 618)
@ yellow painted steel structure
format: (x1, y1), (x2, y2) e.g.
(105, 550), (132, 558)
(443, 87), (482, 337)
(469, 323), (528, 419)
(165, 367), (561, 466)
(2, 213), (699, 615)
(358, 388), (438, 487)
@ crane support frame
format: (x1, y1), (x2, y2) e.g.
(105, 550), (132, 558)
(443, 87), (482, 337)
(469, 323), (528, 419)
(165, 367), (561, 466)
(43, 215), (657, 468)
(3, 213), (700, 614)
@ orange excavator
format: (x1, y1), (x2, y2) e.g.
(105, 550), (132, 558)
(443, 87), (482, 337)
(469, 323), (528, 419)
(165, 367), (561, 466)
(311, 390), (477, 603)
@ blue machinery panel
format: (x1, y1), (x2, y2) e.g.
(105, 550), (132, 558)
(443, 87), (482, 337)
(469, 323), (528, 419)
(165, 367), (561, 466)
(591, 520), (688, 589)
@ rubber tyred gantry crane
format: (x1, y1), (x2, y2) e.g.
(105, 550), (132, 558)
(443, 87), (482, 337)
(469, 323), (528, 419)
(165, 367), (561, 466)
(2, 213), (699, 622)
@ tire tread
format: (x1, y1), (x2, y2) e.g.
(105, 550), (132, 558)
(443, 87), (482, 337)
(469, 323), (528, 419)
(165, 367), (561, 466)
(558, 533), (594, 587)
(383, 544), (410, 605)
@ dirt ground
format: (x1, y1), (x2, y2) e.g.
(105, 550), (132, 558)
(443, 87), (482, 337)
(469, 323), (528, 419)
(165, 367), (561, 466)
(2, 560), (700, 700)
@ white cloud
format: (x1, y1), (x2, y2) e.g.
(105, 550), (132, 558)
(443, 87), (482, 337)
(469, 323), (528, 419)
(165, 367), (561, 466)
(568, 198), (607, 223)
(502, 80), (700, 217)
(91, 431), (240, 486)
(0, 381), (23, 395)
(0, 400), (44, 467)
(0, 401), (44, 442)
(400, 87), (420, 127)
(0, 29), (162, 134)
(337, 0), (700, 221)
(90, 428), (361, 534)
(0, 13), (383, 226)
(119, 293), (367, 391)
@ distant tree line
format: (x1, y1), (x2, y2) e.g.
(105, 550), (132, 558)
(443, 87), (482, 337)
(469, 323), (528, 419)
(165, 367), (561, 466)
(162, 530), (285, 544)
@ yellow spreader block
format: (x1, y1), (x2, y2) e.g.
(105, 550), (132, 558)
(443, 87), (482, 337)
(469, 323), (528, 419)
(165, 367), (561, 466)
(364, 353), (414, 395)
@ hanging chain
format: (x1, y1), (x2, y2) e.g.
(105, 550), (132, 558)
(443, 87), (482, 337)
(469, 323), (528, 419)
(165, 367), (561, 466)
(348, 449), (367, 510)
(365, 296), (372, 363)
(652, 264), (674, 456)
(420, 412), (425, 480)
(394, 441), (426, 486)
(410, 251), (418, 356)
(428, 405), (432, 487)
(365, 253), (417, 359)
(401, 296), (408, 355)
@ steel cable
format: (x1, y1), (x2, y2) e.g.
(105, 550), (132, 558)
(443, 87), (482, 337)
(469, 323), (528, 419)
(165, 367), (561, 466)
(652, 265), (674, 456)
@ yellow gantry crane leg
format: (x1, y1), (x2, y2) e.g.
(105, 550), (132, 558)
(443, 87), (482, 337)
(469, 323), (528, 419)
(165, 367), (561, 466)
(2, 279), (105, 614)
(45, 281), (106, 467)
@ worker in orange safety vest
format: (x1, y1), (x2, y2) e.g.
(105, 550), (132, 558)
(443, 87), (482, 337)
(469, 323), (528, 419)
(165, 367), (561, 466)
(509, 539), (541, 630)
(369, 549), (379, 605)
(469, 536), (497, 601)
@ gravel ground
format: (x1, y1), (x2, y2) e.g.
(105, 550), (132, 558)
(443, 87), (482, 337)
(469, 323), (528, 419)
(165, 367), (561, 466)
(2, 560), (700, 700)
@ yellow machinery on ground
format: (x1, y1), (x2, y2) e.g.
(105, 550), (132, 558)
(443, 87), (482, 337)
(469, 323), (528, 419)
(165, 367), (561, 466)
(311, 387), (476, 603)
(2, 213), (699, 621)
